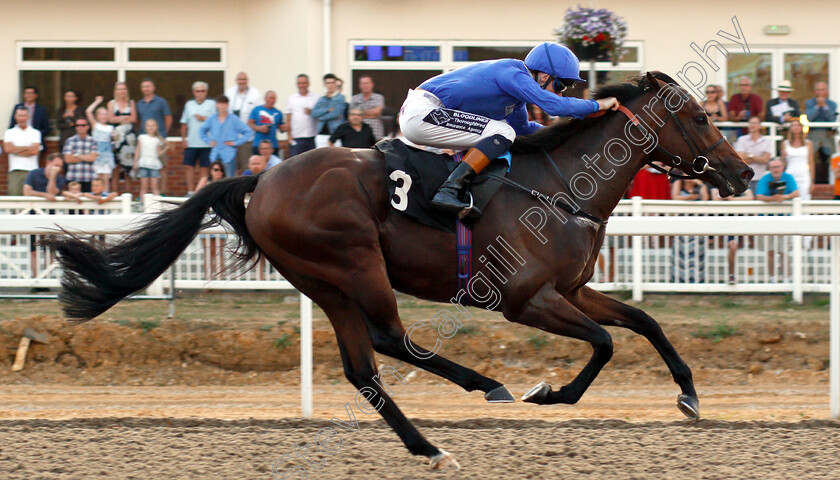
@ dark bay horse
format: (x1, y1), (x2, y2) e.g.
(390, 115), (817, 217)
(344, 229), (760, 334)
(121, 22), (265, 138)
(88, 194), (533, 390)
(47, 72), (752, 469)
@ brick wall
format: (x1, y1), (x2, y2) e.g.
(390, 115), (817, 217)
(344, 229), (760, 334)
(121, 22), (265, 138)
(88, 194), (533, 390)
(1, 139), (290, 197)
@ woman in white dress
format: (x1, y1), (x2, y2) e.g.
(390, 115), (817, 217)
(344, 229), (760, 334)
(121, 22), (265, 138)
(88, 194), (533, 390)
(781, 119), (814, 200)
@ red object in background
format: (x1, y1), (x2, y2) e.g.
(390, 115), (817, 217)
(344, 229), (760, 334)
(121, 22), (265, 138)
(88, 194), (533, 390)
(628, 168), (671, 199)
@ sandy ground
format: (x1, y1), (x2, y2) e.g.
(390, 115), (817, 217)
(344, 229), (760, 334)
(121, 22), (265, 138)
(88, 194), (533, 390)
(2, 294), (838, 478)
(1, 383), (839, 479)
(0, 383), (833, 422)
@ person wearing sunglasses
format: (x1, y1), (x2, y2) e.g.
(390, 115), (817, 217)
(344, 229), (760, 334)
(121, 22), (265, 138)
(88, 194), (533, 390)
(399, 42), (619, 215)
(701, 84), (728, 122)
(60, 118), (98, 192)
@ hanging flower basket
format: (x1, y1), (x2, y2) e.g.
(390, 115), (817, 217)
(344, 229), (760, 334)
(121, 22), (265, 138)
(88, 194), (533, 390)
(555, 5), (627, 65)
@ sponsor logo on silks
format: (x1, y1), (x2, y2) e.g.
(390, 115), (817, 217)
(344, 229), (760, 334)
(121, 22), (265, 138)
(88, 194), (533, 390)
(427, 109), (452, 125)
(505, 104), (515, 116)
(423, 108), (490, 135)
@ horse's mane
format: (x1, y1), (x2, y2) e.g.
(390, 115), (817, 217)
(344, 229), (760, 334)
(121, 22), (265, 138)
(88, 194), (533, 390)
(510, 71), (679, 154)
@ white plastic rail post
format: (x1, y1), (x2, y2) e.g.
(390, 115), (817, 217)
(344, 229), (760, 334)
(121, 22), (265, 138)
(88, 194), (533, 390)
(631, 196), (643, 302)
(120, 193), (132, 214)
(300, 293), (313, 418)
(792, 197), (803, 304)
(144, 194), (164, 296)
(831, 235), (839, 420)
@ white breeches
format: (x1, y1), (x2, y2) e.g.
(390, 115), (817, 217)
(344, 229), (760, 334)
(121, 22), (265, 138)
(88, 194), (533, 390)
(398, 89), (515, 151)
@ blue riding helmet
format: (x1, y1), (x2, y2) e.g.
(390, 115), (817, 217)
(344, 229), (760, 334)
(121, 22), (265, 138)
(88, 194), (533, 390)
(524, 42), (585, 83)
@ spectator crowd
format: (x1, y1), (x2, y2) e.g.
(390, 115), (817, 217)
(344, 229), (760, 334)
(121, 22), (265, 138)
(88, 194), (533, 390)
(2, 68), (839, 288)
(2, 72), (387, 199)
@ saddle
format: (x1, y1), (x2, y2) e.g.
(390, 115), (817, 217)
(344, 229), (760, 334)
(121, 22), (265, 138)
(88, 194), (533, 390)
(375, 139), (509, 233)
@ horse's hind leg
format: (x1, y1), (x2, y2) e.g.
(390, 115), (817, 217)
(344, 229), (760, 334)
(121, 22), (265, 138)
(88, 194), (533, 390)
(349, 262), (513, 402)
(511, 283), (614, 406)
(568, 286), (699, 419)
(296, 277), (459, 468)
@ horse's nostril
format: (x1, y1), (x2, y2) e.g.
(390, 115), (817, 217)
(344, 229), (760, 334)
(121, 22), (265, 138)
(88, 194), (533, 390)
(740, 168), (754, 181)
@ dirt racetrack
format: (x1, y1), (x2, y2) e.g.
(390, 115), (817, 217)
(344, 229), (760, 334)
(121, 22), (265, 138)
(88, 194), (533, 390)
(2, 413), (839, 479)
(2, 293), (840, 478)
(1, 383), (839, 479)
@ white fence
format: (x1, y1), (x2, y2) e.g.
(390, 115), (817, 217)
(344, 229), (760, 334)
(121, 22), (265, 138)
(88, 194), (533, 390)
(0, 198), (840, 418)
(4, 195), (840, 298)
(0, 194), (294, 291)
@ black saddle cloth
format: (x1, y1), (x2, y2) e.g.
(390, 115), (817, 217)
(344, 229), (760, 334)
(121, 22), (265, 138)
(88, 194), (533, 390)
(375, 139), (508, 233)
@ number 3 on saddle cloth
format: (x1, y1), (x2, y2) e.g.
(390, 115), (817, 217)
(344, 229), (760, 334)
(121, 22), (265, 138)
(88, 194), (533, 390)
(375, 138), (510, 233)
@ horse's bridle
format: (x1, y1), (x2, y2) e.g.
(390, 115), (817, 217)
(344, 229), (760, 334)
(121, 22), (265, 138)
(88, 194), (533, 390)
(648, 103), (728, 179)
(486, 94), (730, 226)
(598, 94), (728, 179)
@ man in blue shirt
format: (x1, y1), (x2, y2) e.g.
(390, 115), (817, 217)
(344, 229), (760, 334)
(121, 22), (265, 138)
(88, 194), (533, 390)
(805, 81), (838, 160)
(200, 95), (254, 177)
(137, 78), (172, 137)
(311, 73), (347, 136)
(180, 81), (216, 195)
(248, 91), (284, 154)
(23, 153), (67, 201)
(755, 157), (799, 282)
(755, 157), (799, 202)
(398, 42), (619, 215)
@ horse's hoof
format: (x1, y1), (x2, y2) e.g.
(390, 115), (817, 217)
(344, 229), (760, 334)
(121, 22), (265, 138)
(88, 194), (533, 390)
(522, 382), (552, 404)
(429, 449), (461, 470)
(484, 385), (515, 403)
(677, 394), (700, 420)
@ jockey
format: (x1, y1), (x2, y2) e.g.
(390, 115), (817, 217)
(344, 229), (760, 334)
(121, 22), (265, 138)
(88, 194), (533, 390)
(399, 42), (620, 215)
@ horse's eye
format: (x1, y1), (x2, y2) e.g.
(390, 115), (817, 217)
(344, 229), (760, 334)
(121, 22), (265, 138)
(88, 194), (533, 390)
(696, 114), (708, 125)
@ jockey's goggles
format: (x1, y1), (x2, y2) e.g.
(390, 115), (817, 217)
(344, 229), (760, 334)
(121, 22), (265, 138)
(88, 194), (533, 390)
(541, 76), (577, 93)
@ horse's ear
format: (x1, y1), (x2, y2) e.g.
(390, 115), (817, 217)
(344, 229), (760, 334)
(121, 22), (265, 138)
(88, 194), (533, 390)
(645, 71), (662, 92)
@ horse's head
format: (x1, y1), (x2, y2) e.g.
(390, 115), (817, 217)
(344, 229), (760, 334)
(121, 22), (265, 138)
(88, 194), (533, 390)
(641, 71), (753, 196)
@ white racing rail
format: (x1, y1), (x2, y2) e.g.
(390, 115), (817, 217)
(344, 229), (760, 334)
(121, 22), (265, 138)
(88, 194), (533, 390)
(2, 197), (840, 418)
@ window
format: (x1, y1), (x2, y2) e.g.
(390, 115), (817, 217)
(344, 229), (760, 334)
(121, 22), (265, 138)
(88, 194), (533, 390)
(452, 46), (532, 62)
(126, 71), (225, 135)
(784, 53), (829, 107)
(353, 45), (440, 62)
(23, 47), (114, 62)
(128, 48), (222, 63)
(725, 52), (772, 105)
(349, 40), (645, 121)
(19, 70), (119, 120)
(17, 42), (226, 137)
(719, 48), (834, 109)
(350, 69), (441, 136)
(565, 70), (640, 99)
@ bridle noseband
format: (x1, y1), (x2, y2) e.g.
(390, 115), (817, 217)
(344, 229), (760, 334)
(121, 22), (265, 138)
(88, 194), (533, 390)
(649, 102), (727, 179)
(593, 94), (728, 179)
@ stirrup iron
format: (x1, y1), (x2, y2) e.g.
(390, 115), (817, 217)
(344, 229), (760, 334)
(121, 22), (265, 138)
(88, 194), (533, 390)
(457, 191), (475, 219)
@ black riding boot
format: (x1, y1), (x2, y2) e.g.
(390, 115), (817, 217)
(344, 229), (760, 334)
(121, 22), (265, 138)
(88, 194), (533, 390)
(431, 161), (479, 217)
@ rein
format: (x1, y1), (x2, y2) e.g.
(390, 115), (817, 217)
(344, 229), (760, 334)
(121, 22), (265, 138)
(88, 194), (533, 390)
(478, 106), (643, 226)
(482, 96), (728, 226)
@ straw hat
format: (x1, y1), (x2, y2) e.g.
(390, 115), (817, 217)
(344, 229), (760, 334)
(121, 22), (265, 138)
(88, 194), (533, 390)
(776, 80), (793, 92)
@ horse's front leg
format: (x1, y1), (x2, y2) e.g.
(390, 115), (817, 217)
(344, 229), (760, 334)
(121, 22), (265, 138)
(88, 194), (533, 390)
(509, 282), (613, 405)
(567, 286), (699, 420)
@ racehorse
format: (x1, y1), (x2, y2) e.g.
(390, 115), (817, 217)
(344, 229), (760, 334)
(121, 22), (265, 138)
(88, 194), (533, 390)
(46, 72), (752, 469)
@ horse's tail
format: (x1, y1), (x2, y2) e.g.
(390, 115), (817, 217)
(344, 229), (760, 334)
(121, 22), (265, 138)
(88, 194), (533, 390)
(46, 174), (262, 322)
